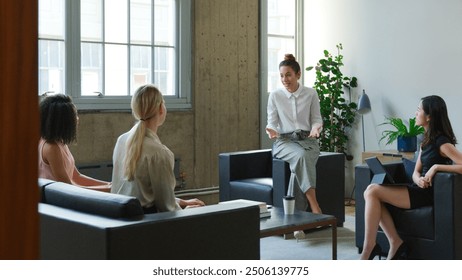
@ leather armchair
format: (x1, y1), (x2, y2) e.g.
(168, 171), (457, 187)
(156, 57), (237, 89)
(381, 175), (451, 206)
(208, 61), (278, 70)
(219, 149), (345, 226)
(355, 161), (462, 259)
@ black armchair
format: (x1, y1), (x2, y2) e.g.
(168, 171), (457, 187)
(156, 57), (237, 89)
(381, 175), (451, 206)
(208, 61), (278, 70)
(355, 161), (462, 259)
(219, 149), (345, 226)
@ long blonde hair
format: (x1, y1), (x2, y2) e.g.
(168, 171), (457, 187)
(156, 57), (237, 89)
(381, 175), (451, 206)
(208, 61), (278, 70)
(124, 84), (164, 181)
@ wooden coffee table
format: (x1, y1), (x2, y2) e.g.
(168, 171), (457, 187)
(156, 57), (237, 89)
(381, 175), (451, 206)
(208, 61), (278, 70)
(260, 207), (337, 259)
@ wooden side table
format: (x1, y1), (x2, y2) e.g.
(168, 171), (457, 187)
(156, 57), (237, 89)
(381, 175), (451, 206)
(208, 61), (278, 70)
(361, 150), (416, 163)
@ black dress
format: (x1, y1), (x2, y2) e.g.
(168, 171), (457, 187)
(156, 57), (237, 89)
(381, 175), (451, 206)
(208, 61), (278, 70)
(408, 135), (453, 209)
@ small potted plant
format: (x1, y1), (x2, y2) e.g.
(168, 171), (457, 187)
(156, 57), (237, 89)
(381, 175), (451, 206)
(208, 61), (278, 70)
(379, 117), (424, 152)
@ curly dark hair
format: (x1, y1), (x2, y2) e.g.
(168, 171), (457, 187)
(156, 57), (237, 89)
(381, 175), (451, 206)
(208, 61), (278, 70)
(40, 94), (77, 144)
(420, 95), (457, 147)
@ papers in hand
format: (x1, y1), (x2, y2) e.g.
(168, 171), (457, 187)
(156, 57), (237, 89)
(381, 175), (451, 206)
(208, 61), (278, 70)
(219, 199), (271, 218)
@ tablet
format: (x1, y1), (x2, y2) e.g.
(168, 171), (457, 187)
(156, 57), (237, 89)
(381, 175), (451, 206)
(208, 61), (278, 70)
(365, 156), (396, 184)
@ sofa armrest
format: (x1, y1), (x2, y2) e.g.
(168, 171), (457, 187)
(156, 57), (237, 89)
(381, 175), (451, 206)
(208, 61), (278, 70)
(433, 172), (462, 258)
(272, 158), (290, 207)
(316, 152), (345, 226)
(272, 152), (345, 226)
(219, 149), (272, 202)
(40, 180), (144, 219)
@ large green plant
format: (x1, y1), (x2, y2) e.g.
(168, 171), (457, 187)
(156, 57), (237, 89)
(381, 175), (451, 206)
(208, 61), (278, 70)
(306, 44), (358, 155)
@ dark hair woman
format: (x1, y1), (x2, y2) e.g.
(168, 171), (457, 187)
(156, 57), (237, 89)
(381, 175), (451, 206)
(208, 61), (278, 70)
(360, 95), (462, 260)
(38, 94), (111, 191)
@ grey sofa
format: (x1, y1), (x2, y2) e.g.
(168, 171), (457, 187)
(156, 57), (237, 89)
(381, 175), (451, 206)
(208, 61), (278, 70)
(38, 179), (260, 260)
(219, 149), (345, 226)
(355, 161), (462, 259)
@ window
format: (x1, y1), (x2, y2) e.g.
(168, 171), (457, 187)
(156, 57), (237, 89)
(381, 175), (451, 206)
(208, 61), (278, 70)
(260, 0), (302, 148)
(265, 0), (302, 92)
(38, 0), (192, 110)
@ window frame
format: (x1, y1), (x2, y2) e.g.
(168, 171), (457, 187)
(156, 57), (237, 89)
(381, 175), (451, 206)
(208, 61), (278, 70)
(40, 0), (192, 111)
(264, 0), (304, 91)
(260, 0), (303, 148)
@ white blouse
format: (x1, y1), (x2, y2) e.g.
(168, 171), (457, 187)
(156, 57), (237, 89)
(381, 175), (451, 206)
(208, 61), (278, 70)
(266, 83), (322, 134)
(111, 126), (181, 212)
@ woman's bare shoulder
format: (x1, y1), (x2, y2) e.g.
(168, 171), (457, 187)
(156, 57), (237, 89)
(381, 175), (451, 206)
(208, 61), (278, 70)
(42, 141), (65, 159)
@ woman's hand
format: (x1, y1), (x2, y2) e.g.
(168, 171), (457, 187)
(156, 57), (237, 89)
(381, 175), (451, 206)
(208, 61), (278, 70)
(308, 125), (322, 138)
(265, 128), (279, 139)
(416, 165), (438, 188)
(181, 198), (205, 208)
(420, 164), (439, 187)
(417, 176), (432, 188)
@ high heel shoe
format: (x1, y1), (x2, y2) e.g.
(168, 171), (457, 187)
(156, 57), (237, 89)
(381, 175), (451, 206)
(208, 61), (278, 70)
(390, 242), (408, 260)
(367, 244), (383, 260)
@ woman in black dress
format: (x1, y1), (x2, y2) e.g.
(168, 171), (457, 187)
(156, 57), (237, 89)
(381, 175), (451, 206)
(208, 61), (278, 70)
(360, 95), (462, 260)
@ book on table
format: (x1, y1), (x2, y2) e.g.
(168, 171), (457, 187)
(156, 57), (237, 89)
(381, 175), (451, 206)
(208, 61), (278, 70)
(219, 199), (271, 218)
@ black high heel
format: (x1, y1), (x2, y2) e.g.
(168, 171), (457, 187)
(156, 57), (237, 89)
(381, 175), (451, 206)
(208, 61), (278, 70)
(367, 244), (383, 260)
(390, 242), (408, 260)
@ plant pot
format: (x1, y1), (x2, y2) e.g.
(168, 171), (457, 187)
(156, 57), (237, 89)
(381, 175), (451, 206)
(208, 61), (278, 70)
(397, 136), (417, 152)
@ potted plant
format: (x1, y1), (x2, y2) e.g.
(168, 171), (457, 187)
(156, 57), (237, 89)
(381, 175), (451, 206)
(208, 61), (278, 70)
(306, 43), (358, 159)
(379, 117), (424, 152)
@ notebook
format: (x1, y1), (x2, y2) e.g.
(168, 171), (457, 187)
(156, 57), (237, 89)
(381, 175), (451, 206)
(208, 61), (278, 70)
(219, 199), (272, 218)
(365, 156), (396, 184)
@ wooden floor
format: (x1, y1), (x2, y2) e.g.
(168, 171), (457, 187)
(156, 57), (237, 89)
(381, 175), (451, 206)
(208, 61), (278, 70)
(345, 199), (356, 217)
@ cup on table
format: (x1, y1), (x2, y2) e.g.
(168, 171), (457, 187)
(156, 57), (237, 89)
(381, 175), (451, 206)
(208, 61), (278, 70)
(283, 196), (295, 215)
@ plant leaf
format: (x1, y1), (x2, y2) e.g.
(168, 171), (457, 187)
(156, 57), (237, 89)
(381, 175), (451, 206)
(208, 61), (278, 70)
(379, 116), (424, 144)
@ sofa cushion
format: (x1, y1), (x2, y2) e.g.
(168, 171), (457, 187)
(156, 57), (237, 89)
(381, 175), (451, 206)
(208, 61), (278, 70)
(387, 204), (434, 240)
(402, 158), (416, 183)
(41, 181), (144, 219)
(229, 178), (273, 205)
(38, 178), (58, 201)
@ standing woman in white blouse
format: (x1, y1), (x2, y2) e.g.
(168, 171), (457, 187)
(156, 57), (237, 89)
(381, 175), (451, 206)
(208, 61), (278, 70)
(266, 54), (323, 238)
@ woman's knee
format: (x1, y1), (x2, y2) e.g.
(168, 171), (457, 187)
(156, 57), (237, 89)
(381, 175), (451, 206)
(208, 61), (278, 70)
(363, 184), (381, 200)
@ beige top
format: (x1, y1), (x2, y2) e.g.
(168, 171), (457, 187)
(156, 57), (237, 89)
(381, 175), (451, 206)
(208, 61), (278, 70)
(38, 138), (75, 181)
(111, 127), (181, 212)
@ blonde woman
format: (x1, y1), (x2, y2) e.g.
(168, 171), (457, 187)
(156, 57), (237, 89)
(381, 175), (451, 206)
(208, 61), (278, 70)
(111, 84), (204, 213)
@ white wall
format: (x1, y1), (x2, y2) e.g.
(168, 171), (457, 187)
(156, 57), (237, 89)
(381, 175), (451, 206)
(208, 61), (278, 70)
(303, 0), (462, 196)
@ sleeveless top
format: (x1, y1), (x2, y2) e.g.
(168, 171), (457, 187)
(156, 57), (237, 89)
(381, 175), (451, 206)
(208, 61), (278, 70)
(38, 138), (75, 181)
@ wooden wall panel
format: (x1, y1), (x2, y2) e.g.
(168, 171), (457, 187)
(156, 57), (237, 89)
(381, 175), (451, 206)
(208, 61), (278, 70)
(194, 0), (260, 187)
(0, 1), (39, 259)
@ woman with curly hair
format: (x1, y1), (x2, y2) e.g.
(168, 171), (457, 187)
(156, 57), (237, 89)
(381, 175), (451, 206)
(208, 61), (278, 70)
(38, 94), (111, 191)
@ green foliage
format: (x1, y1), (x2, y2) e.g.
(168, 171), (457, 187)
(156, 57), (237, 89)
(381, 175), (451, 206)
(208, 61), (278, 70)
(379, 117), (424, 145)
(306, 44), (358, 153)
